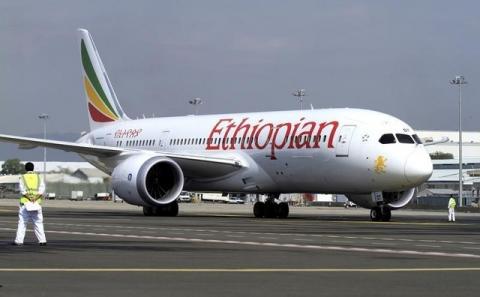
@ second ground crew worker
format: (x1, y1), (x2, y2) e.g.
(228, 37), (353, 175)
(448, 195), (457, 222)
(12, 162), (47, 246)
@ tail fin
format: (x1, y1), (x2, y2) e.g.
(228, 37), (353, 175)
(78, 29), (129, 130)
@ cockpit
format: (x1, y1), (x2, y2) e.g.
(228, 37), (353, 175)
(378, 133), (422, 145)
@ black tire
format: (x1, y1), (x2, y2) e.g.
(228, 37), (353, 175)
(152, 206), (164, 216)
(278, 202), (289, 219)
(143, 206), (154, 216)
(253, 202), (265, 218)
(381, 208), (391, 222)
(167, 201), (179, 217)
(264, 201), (277, 218)
(370, 207), (381, 221)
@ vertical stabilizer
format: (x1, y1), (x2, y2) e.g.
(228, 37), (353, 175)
(78, 29), (129, 130)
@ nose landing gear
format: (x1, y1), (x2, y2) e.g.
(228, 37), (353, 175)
(370, 205), (391, 222)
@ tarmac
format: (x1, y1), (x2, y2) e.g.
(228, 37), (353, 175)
(1, 200), (480, 297)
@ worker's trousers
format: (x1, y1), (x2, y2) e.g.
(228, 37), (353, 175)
(448, 207), (455, 222)
(14, 205), (47, 244)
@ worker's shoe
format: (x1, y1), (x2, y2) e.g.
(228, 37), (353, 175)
(11, 242), (23, 246)
(39, 242), (47, 246)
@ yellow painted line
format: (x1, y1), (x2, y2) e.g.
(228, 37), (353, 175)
(322, 220), (471, 226)
(0, 209), (15, 213)
(1, 268), (480, 272)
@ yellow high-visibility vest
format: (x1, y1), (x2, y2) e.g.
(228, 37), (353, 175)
(19, 172), (42, 205)
(448, 198), (457, 209)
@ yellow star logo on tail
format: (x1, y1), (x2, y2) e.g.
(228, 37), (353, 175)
(374, 156), (387, 173)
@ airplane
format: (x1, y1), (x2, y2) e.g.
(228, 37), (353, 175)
(0, 29), (433, 222)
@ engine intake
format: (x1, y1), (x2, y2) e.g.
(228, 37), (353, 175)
(347, 188), (416, 209)
(112, 154), (184, 206)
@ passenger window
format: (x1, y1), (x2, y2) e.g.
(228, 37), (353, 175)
(396, 134), (415, 144)
(412, 134), (422, 144)
(379, 134), (396, 144)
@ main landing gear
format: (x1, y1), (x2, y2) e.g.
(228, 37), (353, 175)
(253, 194), (289, 219)
(370, 206), (391, 222)
(143, 201), (179, 217)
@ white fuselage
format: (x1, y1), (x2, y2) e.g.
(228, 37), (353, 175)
(79, 108), (432, 195)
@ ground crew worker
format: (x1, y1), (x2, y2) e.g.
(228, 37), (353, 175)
(13, 162), (47, 246)
(448, 195), (457, 222)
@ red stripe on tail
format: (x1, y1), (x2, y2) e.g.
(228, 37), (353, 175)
(88, 103), (116, 122)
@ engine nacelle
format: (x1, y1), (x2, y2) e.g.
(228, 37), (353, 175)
(112, 154), (184, 207)
(347, 188), (416, 209)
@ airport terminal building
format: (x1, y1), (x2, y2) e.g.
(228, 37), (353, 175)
(417, 130), (480, 207)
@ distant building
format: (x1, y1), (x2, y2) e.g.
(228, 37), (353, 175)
(417, 131), (480, 207)
(0, 175), (20, 196)
(72, 168), (110, 183)
(0, 161), (97, 174)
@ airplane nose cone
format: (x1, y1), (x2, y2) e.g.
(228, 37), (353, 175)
(404, 149), (433, 185)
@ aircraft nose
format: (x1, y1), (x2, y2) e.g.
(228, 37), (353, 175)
(404, 149), (433, 185)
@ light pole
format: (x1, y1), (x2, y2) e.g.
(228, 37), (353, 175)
(38, 113), (49, 192)
(188, 98), (203, 115)
(450, 75), (467, 207)
(292, 89), (306, 110)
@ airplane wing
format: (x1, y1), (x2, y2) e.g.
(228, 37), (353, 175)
(0, 133), (122, 157)
(422, 137), (449, 146)
(0, 133), (245, 178)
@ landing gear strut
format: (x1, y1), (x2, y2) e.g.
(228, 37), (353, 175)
(143, 201), (179, 217)
(370, 206), (391, 222)
(253, 194), (289, 219)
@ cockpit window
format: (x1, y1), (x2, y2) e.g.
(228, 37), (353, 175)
(396, 134), (415, 144)
(379, 134), (396, 144)
(412, 134), (422, 144)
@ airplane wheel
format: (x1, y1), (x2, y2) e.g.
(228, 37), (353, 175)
(152, 206), (164, 216)
(264, 201), (277, 218)
(278, 202), (289, 219)
(370, 207), (381, 221)
(167, 201), (179, 217)
(143, 206), (154, 216)
(381, 208), (391, 222)
(152, 201), (179, 217)
(253, 202), (265, 218)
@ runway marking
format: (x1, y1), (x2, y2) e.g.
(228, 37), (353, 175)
(1, 227), (480, 259)
(331, 241), (353, 244)
(323, 220), (472, 226)
(0, 209), (15, 213)
(371, 242), (395, 246)
(294, 238), (314, 242)
(415, 245), (441, 248)
(196, 233), (214, 237)
(462, 247), (480, 251)
(2, 220), (480, 247)
(1, 268), (480, 272)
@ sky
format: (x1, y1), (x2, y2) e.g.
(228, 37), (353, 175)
(1, 0), (479, 160)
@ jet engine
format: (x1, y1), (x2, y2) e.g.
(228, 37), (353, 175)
(112, 154), (184, 207)
(347, 188), (416, 209)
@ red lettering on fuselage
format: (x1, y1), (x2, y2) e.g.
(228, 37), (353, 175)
(206, 118), (339, 159)
(206, 118), (232, 150)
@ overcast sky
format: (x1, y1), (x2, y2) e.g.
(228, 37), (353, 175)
(1, 0), (479, 142)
